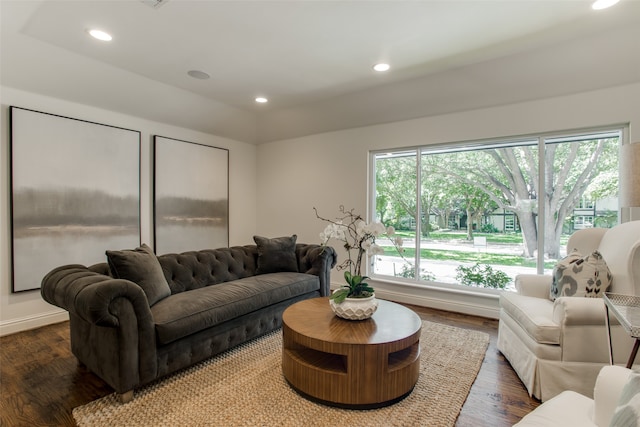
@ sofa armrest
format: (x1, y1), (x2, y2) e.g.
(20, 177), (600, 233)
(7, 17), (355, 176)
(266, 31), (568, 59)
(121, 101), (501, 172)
(593, 365), (632, 427)
(41, 264), (153, 328)
(42, 264), (158, 397)
(552, 297), (607, 326)
(515, 274), (553, 299)
(296, 244), (337, 297)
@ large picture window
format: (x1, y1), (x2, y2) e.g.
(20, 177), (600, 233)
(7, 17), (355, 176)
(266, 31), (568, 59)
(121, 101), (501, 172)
(371, 129), (622, 292)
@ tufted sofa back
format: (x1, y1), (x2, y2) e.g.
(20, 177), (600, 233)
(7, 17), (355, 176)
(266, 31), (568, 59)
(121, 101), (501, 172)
(156, 243), (333, 295)
(157, 245), (258, 294)
(87, 243), (335, 297)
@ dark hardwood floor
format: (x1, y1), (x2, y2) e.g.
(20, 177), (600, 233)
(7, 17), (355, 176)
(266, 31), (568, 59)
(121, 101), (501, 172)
(0, 304), (540, 426)
(408, 304), (540, 426)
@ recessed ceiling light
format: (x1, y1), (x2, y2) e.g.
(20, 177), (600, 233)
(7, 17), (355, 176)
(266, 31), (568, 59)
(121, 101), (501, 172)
(87, 29), (112, 41)
(255, 97), (268, 103)
(592, 0), (620, 9)
(373, 63), (390, 72)
(187, 70), (210, 80)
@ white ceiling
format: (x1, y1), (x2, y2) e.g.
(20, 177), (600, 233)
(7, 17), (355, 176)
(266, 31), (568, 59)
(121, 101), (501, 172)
(2, 0), (640, 144)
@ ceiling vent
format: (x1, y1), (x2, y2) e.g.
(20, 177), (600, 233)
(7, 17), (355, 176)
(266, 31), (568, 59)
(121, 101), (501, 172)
(140, 0), (169, 9)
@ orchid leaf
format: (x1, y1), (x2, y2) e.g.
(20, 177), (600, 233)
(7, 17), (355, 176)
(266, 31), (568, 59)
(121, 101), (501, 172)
(329, 288), (350, 303)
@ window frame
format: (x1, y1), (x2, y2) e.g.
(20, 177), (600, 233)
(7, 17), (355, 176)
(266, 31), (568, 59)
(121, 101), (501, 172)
(368, 125), (627, 292)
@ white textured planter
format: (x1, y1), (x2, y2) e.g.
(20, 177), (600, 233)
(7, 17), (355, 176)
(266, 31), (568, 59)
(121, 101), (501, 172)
(329, 294), (378, 320)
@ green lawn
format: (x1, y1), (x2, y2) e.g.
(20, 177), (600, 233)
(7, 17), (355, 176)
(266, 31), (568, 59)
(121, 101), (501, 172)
(431, 231), (522, 244)
(385, 229), (568, 269)
(395, 229), (569, 245)
(394, 230), (569, 247)
(384, 247), (556, 269)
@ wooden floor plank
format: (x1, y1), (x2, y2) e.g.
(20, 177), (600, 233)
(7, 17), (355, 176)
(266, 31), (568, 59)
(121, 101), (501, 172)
(0, 303), (540, 426)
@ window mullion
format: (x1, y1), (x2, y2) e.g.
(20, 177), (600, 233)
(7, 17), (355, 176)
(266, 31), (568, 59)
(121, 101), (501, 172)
(415, 150), (422, 280)
(537, 137), (545, 274)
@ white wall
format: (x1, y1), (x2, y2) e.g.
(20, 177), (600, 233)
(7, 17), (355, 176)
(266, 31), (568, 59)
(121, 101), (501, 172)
(256, 82), (640, 319)
(3, 81), (639, 335)
(0, 86), (258, 336)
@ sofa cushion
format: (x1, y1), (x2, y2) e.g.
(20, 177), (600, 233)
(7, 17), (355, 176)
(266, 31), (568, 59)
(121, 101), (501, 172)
(151, 272), (318, 345)
(550, 250), (612, 301)
(500, 291), (560, 344)
(106, 243), (171, 306)
(253, 235), (298, 274)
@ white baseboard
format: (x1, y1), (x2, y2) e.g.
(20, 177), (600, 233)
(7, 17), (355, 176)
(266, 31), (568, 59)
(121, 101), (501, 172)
(330, 280), (501, 319)
(0, 310), (69, 337)
(374, 288), (500, 319)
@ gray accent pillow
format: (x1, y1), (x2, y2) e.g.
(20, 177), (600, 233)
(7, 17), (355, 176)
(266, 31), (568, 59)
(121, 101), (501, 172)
(106, 243), (171, 306)
(253, 235), (298, 274)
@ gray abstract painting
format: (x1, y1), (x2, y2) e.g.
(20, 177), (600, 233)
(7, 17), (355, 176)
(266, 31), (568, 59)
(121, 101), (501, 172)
(154, 136), (229, 255)
(10, 107), (141, 292)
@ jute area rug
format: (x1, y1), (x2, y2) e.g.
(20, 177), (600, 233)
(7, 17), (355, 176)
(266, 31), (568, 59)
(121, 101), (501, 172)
(73, 321), (489, 427)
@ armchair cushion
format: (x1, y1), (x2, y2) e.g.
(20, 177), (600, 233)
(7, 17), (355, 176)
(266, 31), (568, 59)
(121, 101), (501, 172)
(500, 291), (560, 344)
(106, 243), (171, 306)
(550, 250), (612, 301)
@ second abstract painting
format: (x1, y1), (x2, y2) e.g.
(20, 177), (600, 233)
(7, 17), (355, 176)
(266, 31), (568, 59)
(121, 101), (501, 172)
(153, 136), (229, 255)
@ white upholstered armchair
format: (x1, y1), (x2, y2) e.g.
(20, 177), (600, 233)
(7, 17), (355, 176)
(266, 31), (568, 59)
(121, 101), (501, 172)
(514, 365), (633, 427)
(498, 221), (640, 402)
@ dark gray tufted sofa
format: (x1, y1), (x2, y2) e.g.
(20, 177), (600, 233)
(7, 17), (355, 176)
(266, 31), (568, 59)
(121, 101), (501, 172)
(41, 243), (336, 402)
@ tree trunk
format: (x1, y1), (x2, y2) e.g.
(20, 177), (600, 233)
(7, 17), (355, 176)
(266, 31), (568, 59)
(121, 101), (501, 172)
(421, 200), (431, 238)
(543, 196), (564, 259)
(517, 210), (538, 257)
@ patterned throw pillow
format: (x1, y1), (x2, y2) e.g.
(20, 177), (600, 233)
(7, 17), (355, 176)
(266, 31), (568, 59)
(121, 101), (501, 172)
(549, 249), (612, 301)
(550, 249), (582, 300)
(609, 372), (640, 427)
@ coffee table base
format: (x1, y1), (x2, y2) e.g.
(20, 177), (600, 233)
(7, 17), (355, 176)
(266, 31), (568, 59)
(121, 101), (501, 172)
(285, 379), (416, 409)
(281, 298), (422, 407)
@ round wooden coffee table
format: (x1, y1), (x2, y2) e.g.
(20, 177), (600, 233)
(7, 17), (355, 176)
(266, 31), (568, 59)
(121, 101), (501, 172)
(282, 297), (422, 408)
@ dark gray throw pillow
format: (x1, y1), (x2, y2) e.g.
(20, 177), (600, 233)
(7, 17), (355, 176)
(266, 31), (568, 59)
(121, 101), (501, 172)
(253, 235), (298, 274)
(106, 243), (171, 306)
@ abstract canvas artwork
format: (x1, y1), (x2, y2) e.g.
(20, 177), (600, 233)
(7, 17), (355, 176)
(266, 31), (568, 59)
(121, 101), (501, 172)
(9, 107), (141, 292)
(153, 136), (229, 255)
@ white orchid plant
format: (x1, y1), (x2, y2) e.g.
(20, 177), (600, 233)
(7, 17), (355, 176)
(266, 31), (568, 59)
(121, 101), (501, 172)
(315, 206), (404, 303)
